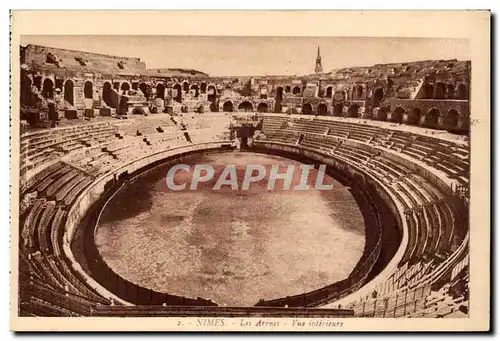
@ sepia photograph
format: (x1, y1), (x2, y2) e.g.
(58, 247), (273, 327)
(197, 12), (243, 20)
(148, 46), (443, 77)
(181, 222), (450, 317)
(9, 10), (490, 332)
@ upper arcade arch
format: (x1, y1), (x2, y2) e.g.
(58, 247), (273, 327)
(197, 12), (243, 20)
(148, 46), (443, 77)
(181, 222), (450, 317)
(64, 79), (74, 106)
(41, 78), (54, 99)
(84, 81), (93, 99)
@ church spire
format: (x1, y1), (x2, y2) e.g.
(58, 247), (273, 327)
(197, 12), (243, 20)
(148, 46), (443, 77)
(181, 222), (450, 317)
(315, 45), (323, 74)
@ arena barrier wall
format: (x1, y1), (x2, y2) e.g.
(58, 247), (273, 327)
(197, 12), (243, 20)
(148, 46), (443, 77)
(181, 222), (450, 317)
(251, 142), (408, 307)
(62, 141), (232, 306)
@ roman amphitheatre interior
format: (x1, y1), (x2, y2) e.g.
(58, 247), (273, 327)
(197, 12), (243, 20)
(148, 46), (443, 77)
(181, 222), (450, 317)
(18, 39), (470, 318)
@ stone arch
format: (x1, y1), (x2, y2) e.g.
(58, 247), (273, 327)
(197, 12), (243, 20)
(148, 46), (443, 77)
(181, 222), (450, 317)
(347, 103), (360, 118)
(102, 81), (113, 107)
(422, 108), (440, 129)
(423, 83), (434, 99)
(156, 83), (165, 99)
(447, 83), (456, 99)
(301, 103), (313, 115)
(317, 103), (328, 116)
(326, 86), (333, 98)
(257, 102), (268, 113)
(139, 82), (148, 97)
(390, 107), (405, 123)
(131, 107), (147, 115)
(173, 84), (182, 103)
(41, 78), (54, 99)
(197, 105), (205, 113)
(285, 85), (291, 93)
(333, 103), (343, 116)
(190, 84), (199, 98)
(222, 101), (234, 112)
(458, 84), (469, 100)
(207, 85), (217, 111)
(183, 81), (190, 92)
(200, 82), (207, 93)
(434, 82), (446, 99)
(441, 109), (460, 131)
(406, 107), (422, 126)
(275, 87), (283, 112)
(292, 86), (301, 95)
(84, 81), (93, 99)
(132, 82), (139, 90)
(373, 88), (384, 106)
(20, 73), (32, 104)
(120, 82), (131, 92)
(285, 107), (298, 115)
(33, 75), (42, 91)
(238, 101), (253, 112)
(356, 85), (364, 99)
(63, 79), (74, 106)
(113, 82), (120, 91)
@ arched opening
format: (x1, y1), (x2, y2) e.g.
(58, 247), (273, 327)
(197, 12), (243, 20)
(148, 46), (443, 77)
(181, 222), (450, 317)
(139, 82), (148, 97)
(238, 101), (253, 112)
(390, 107), (405, 123)
(458, 84), (469, 100)
(333, 103), (343, 116)
(200, 82), (207, 93)
(285, 86), (291, 93)
(356, 85), (363, 99)
(20, 73), (32, 104)
(442, 109), (460, 131)
(326, 86), (333, 98)
(447, 84), (456, 99)
(120, 82), (130, 92)
(64, 79), (74, 106)
(257, 103), (268, 113)
(197, 105), (204, 113)
(33, 76), (42, 91)
(285, 107), (298, 115)
(84, 81), (93, 99)
(347, 104), (360, 118)
(113, 82), (120, 91)
(373, 88), (384, 107)
(173, 84), (182, 103)
(423, 84), (434, 99)
(207, 85), (217, 111)
(156, 83), (165, 99)
(292, 86), (301, 95)
(301, 103), (313, 115)
(41, 78), (54, 99)
(102, 82), (113, 107)
(423, 108), (440, 129)
(317, 103), (328, 116)
(190, 84), (199, 98)
(407, 108), (422, 126)
(275, 87), (283, 113)
(223, 101), (233, 112)
(434, 82), (446, 99)
(183, 81), (190, 92)
(131, 107), (146, 115)
(132, 82), (139, 90)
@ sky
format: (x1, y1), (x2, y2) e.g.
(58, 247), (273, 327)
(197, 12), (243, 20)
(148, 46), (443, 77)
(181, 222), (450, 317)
(21, 35), (469, 77)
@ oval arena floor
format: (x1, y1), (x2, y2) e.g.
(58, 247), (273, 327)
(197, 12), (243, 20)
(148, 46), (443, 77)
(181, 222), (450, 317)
(94, 151), (366, 306)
